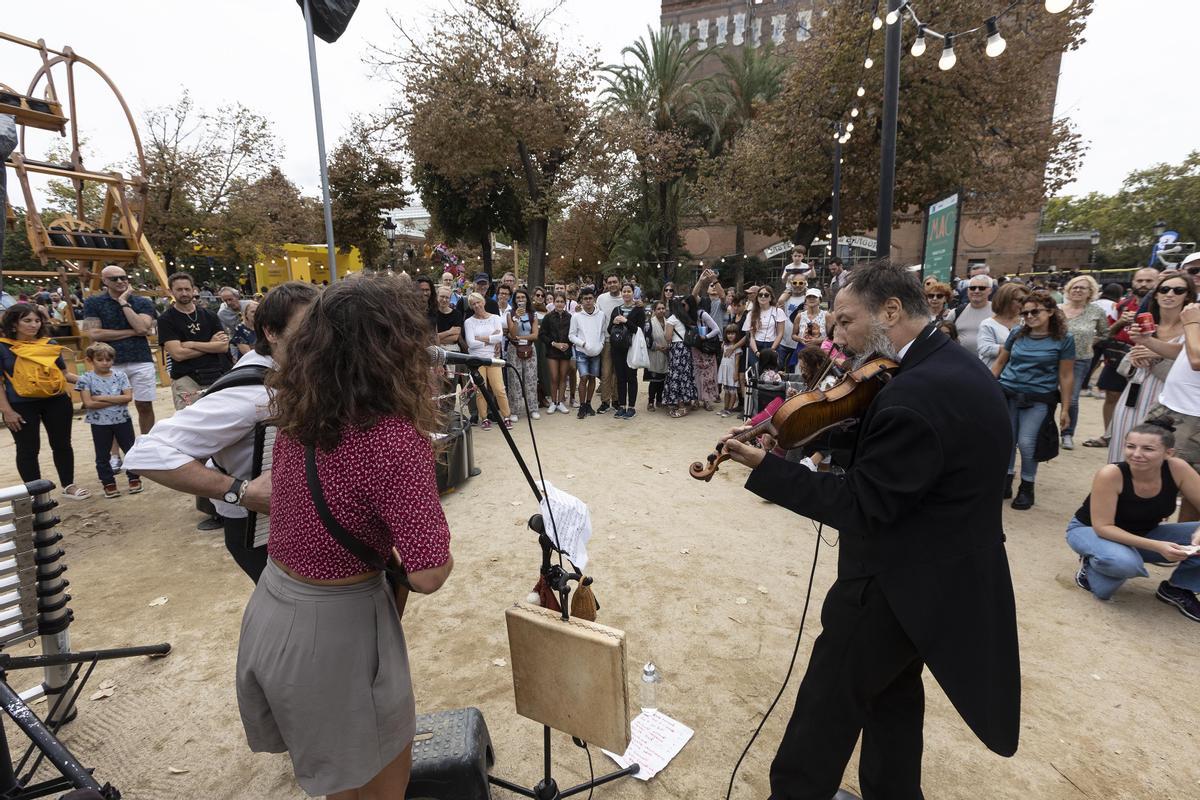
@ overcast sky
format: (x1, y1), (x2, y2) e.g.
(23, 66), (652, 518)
(2, 0), (1194, 206)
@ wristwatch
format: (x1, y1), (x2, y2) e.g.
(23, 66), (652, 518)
(223, 478), (248, 506)
(119, 302), (131, 309)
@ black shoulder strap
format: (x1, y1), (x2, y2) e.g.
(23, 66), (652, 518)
(202, 364), (269, 397)
(304, 444), (412, 587)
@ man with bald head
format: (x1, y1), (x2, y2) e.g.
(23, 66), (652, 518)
(81, 265), (159, 435)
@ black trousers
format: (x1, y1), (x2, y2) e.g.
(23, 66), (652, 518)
(222, 515), (268, 584)
(770, 577), (925, 800)
(90, 420), (138, 485)
(612, 346), (638, 408)
(9, 394), (74, 486)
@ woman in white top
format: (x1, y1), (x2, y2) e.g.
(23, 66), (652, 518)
(742, 285), (786, 369)
(791, 288), (828, 351)
(1107, 272), (1194, 464)
(977, 282), (1029, 369)
(463, 292), (512, 430)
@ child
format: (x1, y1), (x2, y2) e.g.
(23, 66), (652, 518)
(76, 343), (141, 498)
(717, 323), (742, 418)
(756, 348), (783, 385)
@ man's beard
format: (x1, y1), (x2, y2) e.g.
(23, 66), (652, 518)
(852, 320), (899, 369)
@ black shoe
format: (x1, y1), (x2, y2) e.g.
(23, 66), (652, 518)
(624, 407), (636, 419)
(197, 516), (223, 531)
(1003, 474), (1014, 499)
(577, 405), (587, 420)
(613, 408), (627, 419)
(1011, 480), (1034, 510)
(1155, 581), (1200, 622)
(1075, 556), (1091, 592)
(585, 403), (596, 417)
(597, 402), (611, 414)
(832, 791), (862, 800)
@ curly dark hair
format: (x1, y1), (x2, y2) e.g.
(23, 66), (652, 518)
(1015, 291), (1067, 340)
(1, 303), (49, 339)
(268, 275), (440, 451)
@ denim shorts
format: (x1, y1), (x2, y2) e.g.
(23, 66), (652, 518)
(576, 352), (601, 377)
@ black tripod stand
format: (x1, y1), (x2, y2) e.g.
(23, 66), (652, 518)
(0, 644), (171, 799)
(466, 366), (639, 799)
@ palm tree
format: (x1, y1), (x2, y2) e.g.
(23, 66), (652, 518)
(601, 27), (709, 283)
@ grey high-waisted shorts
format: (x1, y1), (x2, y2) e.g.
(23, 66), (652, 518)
(236, 560), (415, 796)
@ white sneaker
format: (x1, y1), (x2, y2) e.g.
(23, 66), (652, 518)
(557, 403), (569, 414)
(546, 404), (556, 415)
(508, 414), (518, 423)
(1062, 434), (1075, 450)
(531, 411), (541, 420)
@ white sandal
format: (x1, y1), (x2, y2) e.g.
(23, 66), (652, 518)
(62, 484), (92, 501)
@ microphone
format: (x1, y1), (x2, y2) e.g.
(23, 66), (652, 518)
(427, 346), (505, 369)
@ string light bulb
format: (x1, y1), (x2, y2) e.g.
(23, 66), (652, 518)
(856, 86), (865, 97)
(985, 17), (1006, 57)
(1045, 0), (1073, 12)
(845, 122), (854, 133)
(872, 15), (883, 30)
(885, 5), (901, 25)
(850, 107), (859, 118)
(911, 24), (927, 57)
(864, 56), (874, 69)
(938, 33), (957, 71)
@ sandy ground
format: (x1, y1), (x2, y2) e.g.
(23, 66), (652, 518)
(1, 388), (1198, 800)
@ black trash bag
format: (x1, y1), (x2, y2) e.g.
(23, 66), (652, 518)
(296, 0), (360, 43)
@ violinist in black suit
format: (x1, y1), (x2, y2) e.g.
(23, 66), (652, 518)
(723, 261), (1020, 800)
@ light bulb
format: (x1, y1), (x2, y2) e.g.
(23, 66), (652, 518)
(1045, 0), (1072, 12)
(985, 17), (1006, 57)
(911, 25), (927, 57)
(864, 57), (874, 69)
(850, 107), (859, 118)
(856, 86), (866, 97)
(872, 16), (883, 30)
(833, 130), (841, 140)
(828, 215), (834, 221)
(885, 9), (899, 25)
(845, 122), (854, 132)
(938, 34), (956, 71)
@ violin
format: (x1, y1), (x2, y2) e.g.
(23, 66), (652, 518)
(689, 357), (899, 482)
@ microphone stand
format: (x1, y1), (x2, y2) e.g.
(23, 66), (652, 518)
(466, 365), (639, 799)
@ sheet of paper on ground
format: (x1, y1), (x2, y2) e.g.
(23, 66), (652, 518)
(601, 710), (694, 780)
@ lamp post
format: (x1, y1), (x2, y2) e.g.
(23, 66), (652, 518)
(1088, 230), (1100, 269)
(382, 217), (397, 272)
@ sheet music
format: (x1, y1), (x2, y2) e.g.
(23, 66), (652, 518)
(601, 710), (694, 780)
(537, 481), (591, 570)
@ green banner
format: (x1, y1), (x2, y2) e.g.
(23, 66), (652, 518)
(922, 193), (960, 284)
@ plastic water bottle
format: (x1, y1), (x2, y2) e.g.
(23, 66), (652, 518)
(640, 660), (661, 713)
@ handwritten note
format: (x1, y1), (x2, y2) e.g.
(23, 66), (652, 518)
(538, 481), (591, 570)
(601, 711), (694, 780)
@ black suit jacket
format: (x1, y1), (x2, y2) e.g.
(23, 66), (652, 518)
(745, 327), (1020, 756)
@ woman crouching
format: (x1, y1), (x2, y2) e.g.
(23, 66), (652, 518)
(237, 274), (454, 798)
(1066, 419), (1200, 621)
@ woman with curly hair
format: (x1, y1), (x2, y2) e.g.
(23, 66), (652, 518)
(991, 292), (1075, 510)
(237, 275), (453, 800)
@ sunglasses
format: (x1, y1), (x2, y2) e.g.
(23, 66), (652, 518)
(1019, 309), (1046, 317)
(758, 293), (772, 299)
(968, 286), (989, 291)
(1157, 285), (1190, 296)
(1186, 266), (1200, 275)
(925, 293), (947, 300)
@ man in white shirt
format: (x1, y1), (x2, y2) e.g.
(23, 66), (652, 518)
(954, 275), (994, 355)
(124, 282), (320, 583)
(595, 274), (624, 413)
(1148, 302), (1200, 522)
(569, 288), (606, 419)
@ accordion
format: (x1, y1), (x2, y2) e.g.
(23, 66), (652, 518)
(243, 423), (276, 550)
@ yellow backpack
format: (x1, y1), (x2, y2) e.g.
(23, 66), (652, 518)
(0, 337), (67, 399)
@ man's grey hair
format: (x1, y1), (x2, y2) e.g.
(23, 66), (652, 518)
(968, 274), (996, 287)
(844, 260), (929, 319)
(219, 286), (240, 298)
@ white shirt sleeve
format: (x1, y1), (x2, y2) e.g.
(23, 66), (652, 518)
(124, 386), (267, 474)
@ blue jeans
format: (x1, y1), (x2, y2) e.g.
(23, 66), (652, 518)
(1066, 518), (1200, 600)
(1063, 358), (1091, 436)
(575, 350), (601, 377)
(1006, 396), (1049, 482)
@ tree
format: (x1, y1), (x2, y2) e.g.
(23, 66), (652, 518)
(141, 91), (282, 267)
(377, 0), (597, 288)
(700, 1), (1091, 252)
(413, 163), (524, 275)
(600, 27), (709, 284)
(41, 141), (109, 223)
(214, 167), (324, 265)
(327, 120), (408, 269)
(1042, 151), (1200, 267)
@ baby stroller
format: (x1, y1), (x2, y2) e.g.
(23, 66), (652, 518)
(742, 361), (790, 420)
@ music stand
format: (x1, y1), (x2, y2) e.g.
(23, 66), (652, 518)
(466, 366), (639, 799)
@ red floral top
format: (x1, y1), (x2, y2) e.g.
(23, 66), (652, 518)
(268, 416), (451, 580)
